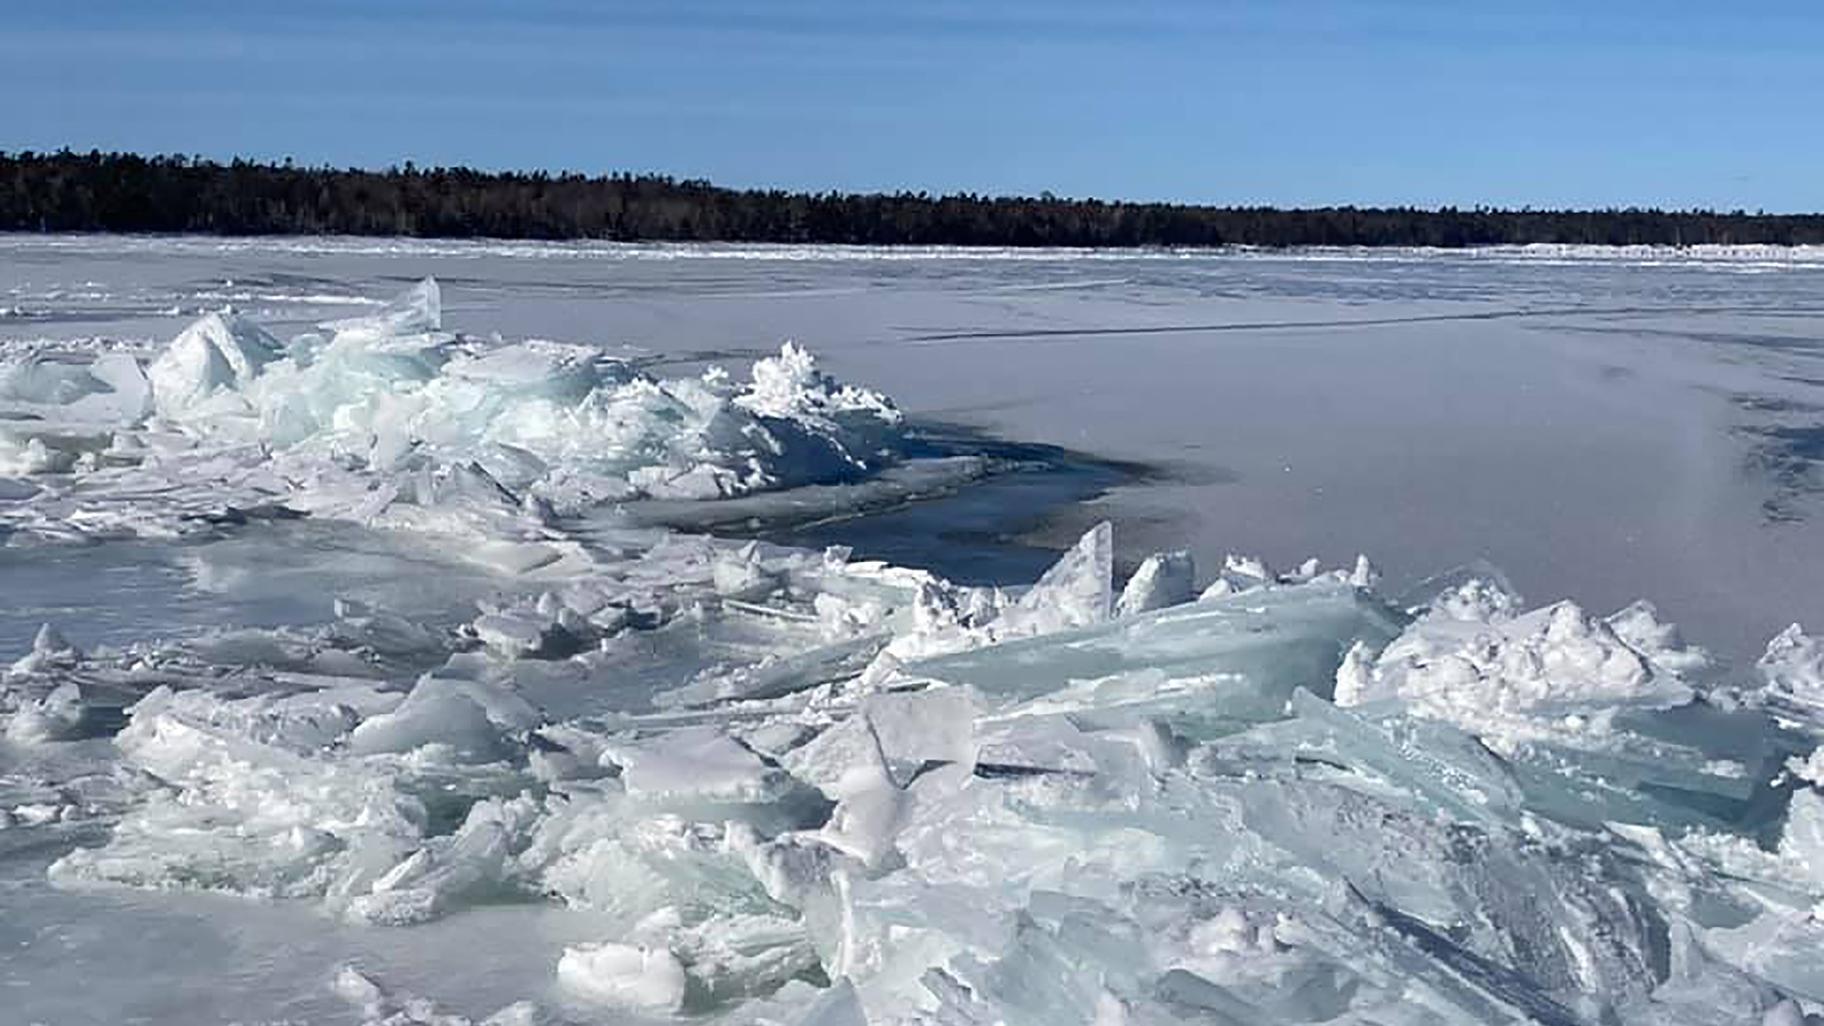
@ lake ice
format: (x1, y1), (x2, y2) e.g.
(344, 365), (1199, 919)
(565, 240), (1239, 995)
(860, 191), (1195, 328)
(3, 236), (1824, 1024)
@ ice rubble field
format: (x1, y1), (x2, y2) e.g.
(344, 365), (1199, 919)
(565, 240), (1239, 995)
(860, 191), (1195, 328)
(7, 280), (1824, 1025)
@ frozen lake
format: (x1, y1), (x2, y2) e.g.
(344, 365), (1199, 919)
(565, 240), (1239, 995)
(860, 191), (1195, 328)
(7, 235), (1823, 662)
(6, 236), (1824, 1025)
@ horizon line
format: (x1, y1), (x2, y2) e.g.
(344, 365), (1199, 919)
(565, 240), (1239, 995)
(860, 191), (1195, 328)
(7, 148), (1815, 220)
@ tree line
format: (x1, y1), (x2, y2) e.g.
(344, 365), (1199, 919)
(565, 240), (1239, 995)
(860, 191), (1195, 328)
(4, 149), (1821, 247)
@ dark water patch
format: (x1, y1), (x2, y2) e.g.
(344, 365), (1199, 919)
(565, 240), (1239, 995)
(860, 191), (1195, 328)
(1730, 394), (1824, 415)
(1141, 455), (1243, 487)
(1738, 423), (1824, 522)
(720, 422), (1154, 586)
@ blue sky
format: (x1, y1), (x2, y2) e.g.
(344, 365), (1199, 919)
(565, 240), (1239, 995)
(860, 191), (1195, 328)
(6, 1), (1821, 210)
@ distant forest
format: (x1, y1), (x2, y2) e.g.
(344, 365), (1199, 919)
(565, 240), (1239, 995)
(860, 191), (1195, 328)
(5, 150), (1823, 248)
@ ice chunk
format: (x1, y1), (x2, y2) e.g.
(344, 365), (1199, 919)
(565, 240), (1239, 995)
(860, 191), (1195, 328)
(45, 682), (523, 915)
(1790, 748), (1824, 788)
(472, 611), (582, 660)
(523, 802), (795, 921)
(1114, 550), (1195, 618)
(0, 352), (111, 405)
(9, 622), (83, 674)
(607, 728), (793, 804)
(1780, 787), (1824, 889)
(1268, 689), (1527, 826)
(333, 964), (544, 1025)
(669, 912), (822, 1007)
(1341, 598), (1706, 747)
(147, 310), (283, 419)
(767, 689), (968, 795)
(880, 524), (1123, 663)
(1007, 521), (1113, 634)
(813, 719), (907, 870)
(737, 341), (903, 454)
(87, 352), (153, 422)
(1198, 553), (1273, 599)
(1758, 624), (1824, 724)
(324, 277), (442, 340)
(346, 678), (513, 763)
(1426, 576), (1523, 623)
(4, 680), (90, 742)
(1608, 599), (1711, 677)
(332, 964), (390, 1017)
(0, 431), (73, 475)
(556, 941), (688, 1012)
(741, 342), (838, 418)
(909, 579), (1401, 728)
(860, 687), (977, 781)
(0, 350), (149, 425)
(347, 796), (538, 925)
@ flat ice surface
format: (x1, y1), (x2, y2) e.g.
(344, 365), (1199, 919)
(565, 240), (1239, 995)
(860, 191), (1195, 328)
(5, 237), (1824, 1025)
(6, 236), (1822, 662)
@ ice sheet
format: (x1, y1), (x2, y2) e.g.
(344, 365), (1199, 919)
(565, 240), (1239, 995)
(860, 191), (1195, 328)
(11, 234), (1824, 659)
(4, 244), (1824, 1024)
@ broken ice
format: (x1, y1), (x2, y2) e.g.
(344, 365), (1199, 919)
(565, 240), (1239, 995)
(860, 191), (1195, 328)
(6, 278), (1824, 1025)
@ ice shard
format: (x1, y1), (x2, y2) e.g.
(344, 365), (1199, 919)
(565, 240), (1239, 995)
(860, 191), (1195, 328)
(10, 272), (1824, 1026)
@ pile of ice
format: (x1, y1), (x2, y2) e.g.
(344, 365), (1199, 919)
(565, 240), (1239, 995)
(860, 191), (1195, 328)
(13, 519), (1824, 1025)
(0, 278), (905, 544)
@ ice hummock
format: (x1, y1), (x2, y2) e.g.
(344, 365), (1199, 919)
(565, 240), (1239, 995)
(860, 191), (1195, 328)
(8, 512), (1824, 1025)
(0, 278), (906, 548)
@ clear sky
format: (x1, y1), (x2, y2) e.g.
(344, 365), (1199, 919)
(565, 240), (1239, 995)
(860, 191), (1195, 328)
(6, 1), (1821, 211)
